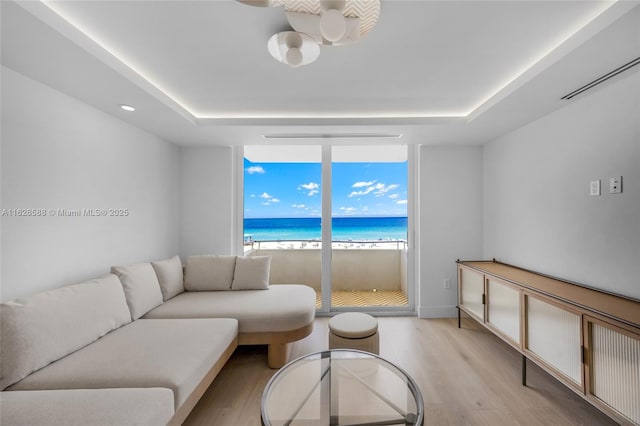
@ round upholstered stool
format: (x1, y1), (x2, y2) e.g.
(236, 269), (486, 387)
(328, 312), (379, 355)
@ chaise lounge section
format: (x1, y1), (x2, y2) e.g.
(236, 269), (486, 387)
(144, 254), (315, 368)
(145, 285), (315, 368)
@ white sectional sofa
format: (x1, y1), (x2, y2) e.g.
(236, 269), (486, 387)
(0, 255), (316, 426)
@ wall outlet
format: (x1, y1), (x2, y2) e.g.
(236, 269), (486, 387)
(609, 176), (622, 194)
(444, 279), (451, 289)
(590, 180), (600, 196)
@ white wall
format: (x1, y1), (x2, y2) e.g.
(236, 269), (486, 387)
(419, 146), (484, 317)
(180, 146), (234, 258)
(1, 67), (180, 301)
(484, 71), (640, 299)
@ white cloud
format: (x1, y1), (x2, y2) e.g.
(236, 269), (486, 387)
(375, 184), (399, 196)
(250, 194), (256, 198)
(352, 180), (376, 188)
(389, 194), (400, 199)
(339, 207), (357, 214)
(299, 182), (319, 190)
(396, 199), (408, 205)
(292, 204), (306, 208)
(258, 192), (280, 205)
(246, 166), (265, 174)
(299, 182), (320, 197)
(348, 186), (376, 197)
(348, 182), (401, 198)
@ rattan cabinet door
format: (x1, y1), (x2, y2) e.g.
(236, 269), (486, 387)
(459, 267), (485, 321)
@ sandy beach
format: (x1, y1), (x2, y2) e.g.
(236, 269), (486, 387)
(244, 239), (407, 253)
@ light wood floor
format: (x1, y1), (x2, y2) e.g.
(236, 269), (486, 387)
(183, 316), (617, 426)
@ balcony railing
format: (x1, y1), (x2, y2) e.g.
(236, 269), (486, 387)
(245, 239), (407, 251)
(245, 239), (408, 307)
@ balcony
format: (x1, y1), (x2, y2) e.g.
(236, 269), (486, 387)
(245, 240), (408, 308)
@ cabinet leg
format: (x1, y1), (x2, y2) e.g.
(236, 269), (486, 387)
(522, 354), (527, 386)
(457, 306), (461, 329)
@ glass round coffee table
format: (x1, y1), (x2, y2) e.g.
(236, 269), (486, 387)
(261, 349), (424, 426)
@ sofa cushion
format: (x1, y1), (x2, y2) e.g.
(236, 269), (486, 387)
(231, 256), (271, 290)
(8, 318), (239, 409)
(184, 255), (236, 291)
(0, 274), (131, 390)
(151, 256), (184, 301)
(0, 388), (174, 426)
(144, 284), (316, 333)
(111, 262), (163, 320)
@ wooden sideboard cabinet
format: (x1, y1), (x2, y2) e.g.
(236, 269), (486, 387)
(457, 260), (640, 426)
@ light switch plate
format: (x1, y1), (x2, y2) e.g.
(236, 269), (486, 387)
(590, 180), (600, 196)
(609, 176), (622, 194)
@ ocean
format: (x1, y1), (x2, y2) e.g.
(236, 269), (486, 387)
(244, 217), (407, 242)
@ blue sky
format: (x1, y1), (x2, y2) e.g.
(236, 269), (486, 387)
(244, 158), (407, 218)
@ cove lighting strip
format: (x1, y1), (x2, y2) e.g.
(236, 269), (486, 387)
(263, 133), (403, 139)
(39, 0), (618, 121)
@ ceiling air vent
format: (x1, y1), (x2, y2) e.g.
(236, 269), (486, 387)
(561, 56), (640, 100)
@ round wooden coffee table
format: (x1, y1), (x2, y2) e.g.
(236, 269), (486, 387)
(261, 349), (423, 425)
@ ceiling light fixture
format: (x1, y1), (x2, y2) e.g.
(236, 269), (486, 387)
(239, 0), (380, 67)
(320, 0), (347, 42)
(320, 9), (346, 42)
(267, 31), (320, 67)
(119, 104), (136, 112)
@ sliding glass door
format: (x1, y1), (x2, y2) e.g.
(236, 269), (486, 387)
(242, 145), (413, 313)
(243, 145), (324, 309)
(330, 146), (409, 310)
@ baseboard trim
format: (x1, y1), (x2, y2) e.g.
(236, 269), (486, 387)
(418, 305), (457, 318)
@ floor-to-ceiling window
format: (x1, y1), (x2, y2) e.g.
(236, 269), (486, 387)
(243, 145), (324, 308)
(330, 146), (409, 310)
(242, 144), (412, 313)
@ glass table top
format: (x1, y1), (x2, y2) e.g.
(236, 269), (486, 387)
(262, 349), (424, 426)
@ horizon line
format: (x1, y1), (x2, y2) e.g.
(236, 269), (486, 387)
(244, 215), (408, 220)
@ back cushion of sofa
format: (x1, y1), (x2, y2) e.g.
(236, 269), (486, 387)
(151, 256), (184, 301)
(111, 263), (164, 320)
(0, 274), (131, 390)
(231, 256), (271, 290)
(185, 255), (236, 291)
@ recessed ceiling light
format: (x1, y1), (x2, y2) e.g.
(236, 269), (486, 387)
(119, 104), (135, 112)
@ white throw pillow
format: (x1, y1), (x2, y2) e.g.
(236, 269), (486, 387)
(151, 256), (184, 301)
(0, 275), (131, 390)
(231, 256), (271, 290)
(184, 255), (236, 291)
(111, 262), (163, 320)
